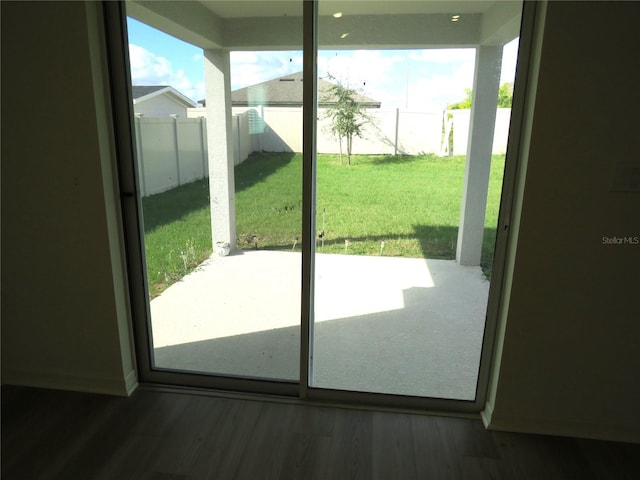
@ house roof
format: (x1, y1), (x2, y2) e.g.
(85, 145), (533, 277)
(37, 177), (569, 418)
(227, 72), (381, 108)
(132, 85), (198, 107)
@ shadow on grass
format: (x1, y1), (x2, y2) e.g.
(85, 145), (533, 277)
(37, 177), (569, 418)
(142, 152), (298, 233)
(235, 151), (298, 193)
(367, 154), (436, 165)
(302, 225), (459, 259)
(243, 224), (498, 280)
(142, 178), (210, 233)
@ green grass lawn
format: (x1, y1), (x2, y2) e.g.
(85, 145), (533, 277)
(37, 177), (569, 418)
(142, 152), (505, 297)
(141, 179), (212, 298)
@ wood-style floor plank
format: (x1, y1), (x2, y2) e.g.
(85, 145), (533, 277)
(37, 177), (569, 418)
(371, 411), (417, 480)
(2, 385), (639, 479)
(325, 407), (374, 479)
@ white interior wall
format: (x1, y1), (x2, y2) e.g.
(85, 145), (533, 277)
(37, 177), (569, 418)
(1, 1), (136, 396)
(484, 1), (640, 443)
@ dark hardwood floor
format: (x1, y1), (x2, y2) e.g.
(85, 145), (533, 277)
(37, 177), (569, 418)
(2, 385), (639, 479)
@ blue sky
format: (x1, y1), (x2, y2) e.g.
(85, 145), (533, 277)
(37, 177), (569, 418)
(127, 17), (518, 110)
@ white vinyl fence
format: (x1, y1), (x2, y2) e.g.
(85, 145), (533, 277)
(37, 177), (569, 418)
(136, 108), (511, 196)
(444, 108), (512, 156)
(134, 116), (208, 197)
(229, 106), (511, 157)
(134, 113), (260, 197)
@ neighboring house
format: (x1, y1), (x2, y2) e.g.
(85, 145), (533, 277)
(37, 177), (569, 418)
(196, 71), (381, 109)
(132, 85), (198, 117)
(231, 71), (381, 108)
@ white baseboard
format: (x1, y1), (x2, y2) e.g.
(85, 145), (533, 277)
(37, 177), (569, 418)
(481, 399), (494, 428)
(1, 368), (135, 397)
(124, 368), (139, 396)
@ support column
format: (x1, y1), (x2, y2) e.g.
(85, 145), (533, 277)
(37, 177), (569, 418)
(456, 45), (503, 266)
(204, 48), (236, 251)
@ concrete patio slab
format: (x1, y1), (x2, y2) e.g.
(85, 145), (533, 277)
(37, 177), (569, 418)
(150, 250), (490, 400)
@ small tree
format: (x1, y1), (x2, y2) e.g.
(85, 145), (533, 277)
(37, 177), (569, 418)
(323, 76), (369, 166)
(444, 83), (513, 155)
(447, 82), (514, 110)
(497, 82), (513, 108)
(447, 88), (473, 110)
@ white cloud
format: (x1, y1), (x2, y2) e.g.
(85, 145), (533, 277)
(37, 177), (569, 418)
(317, 49), (475, 110)
(193, 81), (205, 102)
(129, 44), (203, 102)
(408, 48), (476, 64)
(225, 45), (510, 111)
(231, 51), (259, 64)
(319, 50), (404, 87)
(317, 50), (410, 108)
(230, 51), (303, 90)
(129, 44), (171, 81)
(406, 62), (475, 111)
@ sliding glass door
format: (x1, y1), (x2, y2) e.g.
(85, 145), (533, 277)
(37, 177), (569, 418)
(310, 1), (522, 401)
(124, 1), (304, 387)
(113, 0), (526, 407)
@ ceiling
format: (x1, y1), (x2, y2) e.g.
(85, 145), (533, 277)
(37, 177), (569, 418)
(127, 0), (521, 49)
(201, 1), (498, 19)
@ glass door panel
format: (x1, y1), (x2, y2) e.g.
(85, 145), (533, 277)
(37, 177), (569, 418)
(311, 1), (522, 399)
(125, 2), (303, 382)
(122, 0), (525, 401)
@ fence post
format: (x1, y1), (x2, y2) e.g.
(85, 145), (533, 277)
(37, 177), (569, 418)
(260, 105), (265, 151)
(199, 116), (207, 179)
(236, 114), (242, 164)
(171, 115), (181, 187)
(440, 110), (454, 156)
(394, 107), (400, 155)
